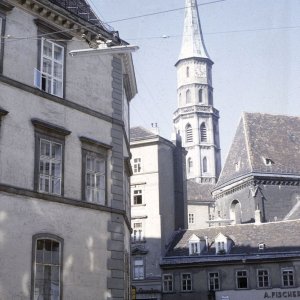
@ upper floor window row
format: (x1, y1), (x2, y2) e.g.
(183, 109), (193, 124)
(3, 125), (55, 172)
(32, 119), (110, 205)
(133, 158), (142, 173)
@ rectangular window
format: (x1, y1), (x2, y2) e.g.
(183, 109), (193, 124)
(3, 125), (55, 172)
(163, 274), (173, 292)
(39, 139), (62, 195)
(181, 273), (192, 291)
(208, 272), (220, 291)
(85, 153), (106, 204)
(133, 189), (143, 205)
(133, 158), (141, 173)
(282, 268), (295, 287)
(236, 270), (248, 289)
(190, 242), (199, 254)
(188, 213), (194, 224)
(257, 269), (270, 288)
(32, 234), (63, 300)
(133, 258), (144, 280)
(37, 39), (64, 97)
(132, 222), (143, 242)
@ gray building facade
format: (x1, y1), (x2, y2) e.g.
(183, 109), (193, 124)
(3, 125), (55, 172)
(0, 1), (137, 299)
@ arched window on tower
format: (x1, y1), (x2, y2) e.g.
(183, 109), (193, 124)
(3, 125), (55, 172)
(203, 157), (208, 173)
(187, 157), (193, 174)
(198, 89), (203, 103)
(186, 123), (193, 143)
(200, 123), (207, 142)
(179, 93), (182, 106)
(186, 66), (190, 77)
(186, 89), (191, 104)
(208, 90), (213, 105)
(230, 200), (242, 224)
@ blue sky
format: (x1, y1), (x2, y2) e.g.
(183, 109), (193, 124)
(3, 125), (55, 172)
(89, 0), (300, 161)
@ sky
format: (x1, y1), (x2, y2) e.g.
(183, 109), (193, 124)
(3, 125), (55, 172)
(88, 0), (300, 162)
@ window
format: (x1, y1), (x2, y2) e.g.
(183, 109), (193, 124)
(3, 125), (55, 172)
(181, 273), (192, 291)
(208, 90), (213, 105)
(190, 242), (198, 254)
(133, 158), (141, 173)
(133, 258), (144, 280)
(133, 189), (143, 205)
(203, 157), (208, 173)
(282, 268), (295, 287)
(132, 222), (143, 242)
(236, 270), (248, 289)
(257, 269), (270, 288)
(84, 153), (106, 204)
(186, 66), (190, 77)
(187, 158), (193, 174)
(216, 241), (225, 254)
(186, 123), (193, 143)
(163, 274), (173, 292)
(208, 272), (220, 291)
(200, 123), (207, 142)
(31, 234), (63, 300)
(32, 119), (71, 196)
(179, 93), (182, 105)
(186, 89), (191, 104)
(80, 137), (110, 205)
(35, 39), (64, 97)
(188, 213), (194, 224)
(198, 89), (203, 103)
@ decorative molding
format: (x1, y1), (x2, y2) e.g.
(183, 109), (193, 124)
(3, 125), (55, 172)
(80, 136), (112, 150)
(32, 118), (71, 136)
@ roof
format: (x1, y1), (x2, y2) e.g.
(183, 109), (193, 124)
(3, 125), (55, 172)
(177, 0), (211, 62)
(130, 126), (158, 142)
(48, 0), (113, 32)
(165, 219), (300, 257)
(187, 180), (214, 203)
(216, 112), (300, 188)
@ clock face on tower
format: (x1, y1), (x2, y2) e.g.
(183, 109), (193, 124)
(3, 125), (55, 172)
(195, 63), (206, 78)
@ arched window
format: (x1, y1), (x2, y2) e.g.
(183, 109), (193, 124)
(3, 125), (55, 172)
(186, 66), (190, 77)
(198, 89), (203, 103)
(186, 123), (193, 143)
(230, 200), (242, 224)
(200, 123), (207, 142)
(32, 234), (63, 299)
(186, 89), (191, 104)
(179, 93), (182, 105)
(209, 90), (213, 105)
(187, 157), (193, 174)
(203, 157), (208, 173)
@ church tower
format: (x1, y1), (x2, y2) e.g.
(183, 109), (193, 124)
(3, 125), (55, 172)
(173, 0), (221, 184)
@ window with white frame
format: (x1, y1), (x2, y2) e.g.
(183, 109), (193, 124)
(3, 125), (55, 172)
(282, 268), (295, 287)
(133, 189), (143, 205)
(32, 234), (62, 300)
(217, 241), (225, 253)
(132, 222), (143, 242)
(163, 274), (173, 292)
(236, 270), (248, 289)
(84, 153), (106, 204)
(208, 272), (220, 291)
(32, 119), (70, 197)
(257, 269), (270, 288)
(80, 137), (110, 205)
(190, 242), (199, 254)
(188, 213), (194, 224)
(41, 39), (64, 97)
(181, 273), (192, 291)
(133, 158), (141, 173)
(39, 138), (62, 195)
(133, 258), (144, 280)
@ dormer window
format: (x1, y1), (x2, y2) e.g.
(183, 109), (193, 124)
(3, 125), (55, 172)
(188, 234), (202, 255)
(215, 233), (232, 255)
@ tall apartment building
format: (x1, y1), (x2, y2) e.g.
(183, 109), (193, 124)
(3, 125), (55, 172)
(130, 126), (187, 299)
(0, 1), (137, 299)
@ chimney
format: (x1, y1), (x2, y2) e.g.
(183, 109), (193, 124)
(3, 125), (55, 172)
(150, 123), (159, 135)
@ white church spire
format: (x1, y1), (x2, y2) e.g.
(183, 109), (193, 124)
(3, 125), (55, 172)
(173, 0), (221, 184)
(178, 0), (210, 62)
